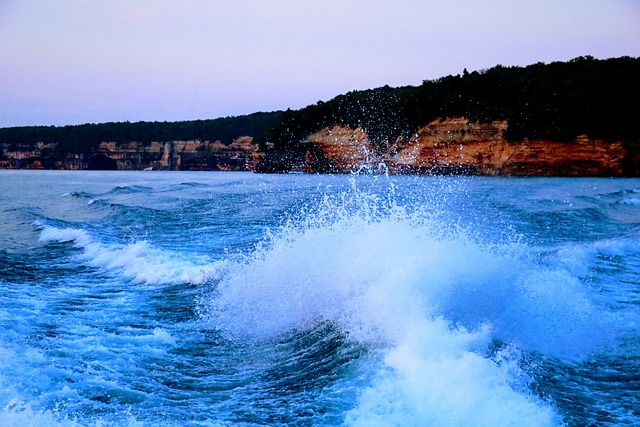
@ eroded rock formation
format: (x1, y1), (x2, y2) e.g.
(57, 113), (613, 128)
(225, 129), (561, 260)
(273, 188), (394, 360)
(301, 118), (634, 176)
(1, 119), (637, 176)
(0, 137), (259, 171)
(304, 126), (381, 173)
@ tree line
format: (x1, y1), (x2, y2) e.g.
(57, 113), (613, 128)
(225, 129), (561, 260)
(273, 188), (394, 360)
(0, 111), (283, 156)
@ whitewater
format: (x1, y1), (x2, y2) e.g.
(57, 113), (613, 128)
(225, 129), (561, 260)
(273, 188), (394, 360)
(0, 170), (638, 426)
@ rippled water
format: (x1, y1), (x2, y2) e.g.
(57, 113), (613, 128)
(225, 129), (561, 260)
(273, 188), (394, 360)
(1, 170), (639, 426)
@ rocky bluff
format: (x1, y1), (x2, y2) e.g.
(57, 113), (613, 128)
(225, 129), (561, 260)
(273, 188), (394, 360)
(0, 137), (259, 171)
(300, 118), (636, 176)
(2, 119), (637, 176)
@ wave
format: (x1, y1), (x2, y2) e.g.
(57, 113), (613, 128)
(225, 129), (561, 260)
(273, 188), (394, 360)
(620, 197), (640, 206)
(33, 182), (636, 426)
(61, 191), (95, 199)
(168, 182), (211, 190)
(196, 189), (625, 425)
(1, 400), (82, 427)
(104, 185), (154, 195)
(37, 225), (222, 286)
(0, 398), (157, 427)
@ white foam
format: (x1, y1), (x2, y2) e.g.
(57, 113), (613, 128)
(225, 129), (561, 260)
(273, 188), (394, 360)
(0, 398), (151, 427)
(201, 192), (589, 424)
(344, 344), (558, 427)
(205, 193), (606, 357)
(38, 227), (92, 246)
(620, 198), (640, 205)
(0, 399), (81, 427)
(38, 225), (222, 285)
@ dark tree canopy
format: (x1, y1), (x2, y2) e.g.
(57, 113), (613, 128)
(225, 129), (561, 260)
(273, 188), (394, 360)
(0, 111), (283, 155)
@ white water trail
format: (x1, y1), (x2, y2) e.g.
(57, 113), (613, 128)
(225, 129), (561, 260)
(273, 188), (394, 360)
(37, 224), (222, 285)
(201, 189), (605, 425)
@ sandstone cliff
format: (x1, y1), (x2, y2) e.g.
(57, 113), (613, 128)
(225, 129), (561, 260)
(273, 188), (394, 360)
(301, 118), (634, 176)
(99, 136), (259, 171)
(1, 119), (637, 176)
(0, 137), (259, 171)
(304, 126), (380, 173)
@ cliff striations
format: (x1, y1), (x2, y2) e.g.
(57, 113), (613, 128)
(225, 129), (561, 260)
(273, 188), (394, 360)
(301, 118), (635, 176)
(1, 119), (637, 176)
(0, 137), (259, 171)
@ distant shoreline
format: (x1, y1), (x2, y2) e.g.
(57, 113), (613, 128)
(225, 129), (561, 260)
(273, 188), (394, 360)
(2, 56), (638, 177)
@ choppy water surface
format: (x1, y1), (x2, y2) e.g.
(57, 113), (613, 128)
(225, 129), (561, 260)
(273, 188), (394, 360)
(1, 170), (639, 426)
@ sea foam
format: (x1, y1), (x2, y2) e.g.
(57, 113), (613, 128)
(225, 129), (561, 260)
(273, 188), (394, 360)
(37, 225), (222, 286)
(34, 183), (618, 426)
(201, 189), (593, 425)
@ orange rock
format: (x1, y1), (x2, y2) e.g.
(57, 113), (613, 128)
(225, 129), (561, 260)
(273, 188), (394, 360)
(303, 118), (630, 176)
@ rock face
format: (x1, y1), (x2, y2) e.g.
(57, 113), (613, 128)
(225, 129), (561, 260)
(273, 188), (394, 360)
(0, 137), (260, 171)
(99, 137), (259, 171)
(2, 119), (637, 176)
(304, 126), (380, 173)
(302, 118), (634, 176)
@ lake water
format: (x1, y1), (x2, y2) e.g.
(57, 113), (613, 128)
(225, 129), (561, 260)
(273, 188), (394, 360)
(1, 170), (639, 426)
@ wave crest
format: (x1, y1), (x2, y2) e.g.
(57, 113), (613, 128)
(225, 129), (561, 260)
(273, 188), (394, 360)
(37, 225), (221, 286)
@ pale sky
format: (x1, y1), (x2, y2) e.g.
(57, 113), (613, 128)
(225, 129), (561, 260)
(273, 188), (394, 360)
(1, 0), (639, 127)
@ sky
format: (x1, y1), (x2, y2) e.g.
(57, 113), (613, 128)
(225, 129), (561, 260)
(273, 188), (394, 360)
(1, 0), (639, 128)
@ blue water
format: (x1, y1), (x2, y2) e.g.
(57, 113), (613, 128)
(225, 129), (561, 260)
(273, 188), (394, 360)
(1, 170), (639, 426)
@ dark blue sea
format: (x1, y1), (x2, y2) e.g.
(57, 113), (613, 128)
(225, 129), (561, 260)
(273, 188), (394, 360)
(1, 170), (639, 426)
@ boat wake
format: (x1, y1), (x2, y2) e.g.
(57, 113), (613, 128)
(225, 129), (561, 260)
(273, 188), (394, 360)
(12, 180), (637, 426)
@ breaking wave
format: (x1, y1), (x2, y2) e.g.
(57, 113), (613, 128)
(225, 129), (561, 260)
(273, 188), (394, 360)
(197, 188), (624, 426)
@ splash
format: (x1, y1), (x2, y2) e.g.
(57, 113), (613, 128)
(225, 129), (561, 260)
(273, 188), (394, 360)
(1, 399), (82, 427)
(199, 184), (616, 425)
(33, 178), (626, 426)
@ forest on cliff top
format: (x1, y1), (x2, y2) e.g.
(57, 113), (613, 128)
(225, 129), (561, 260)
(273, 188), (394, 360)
(1, 56), (638, 162)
